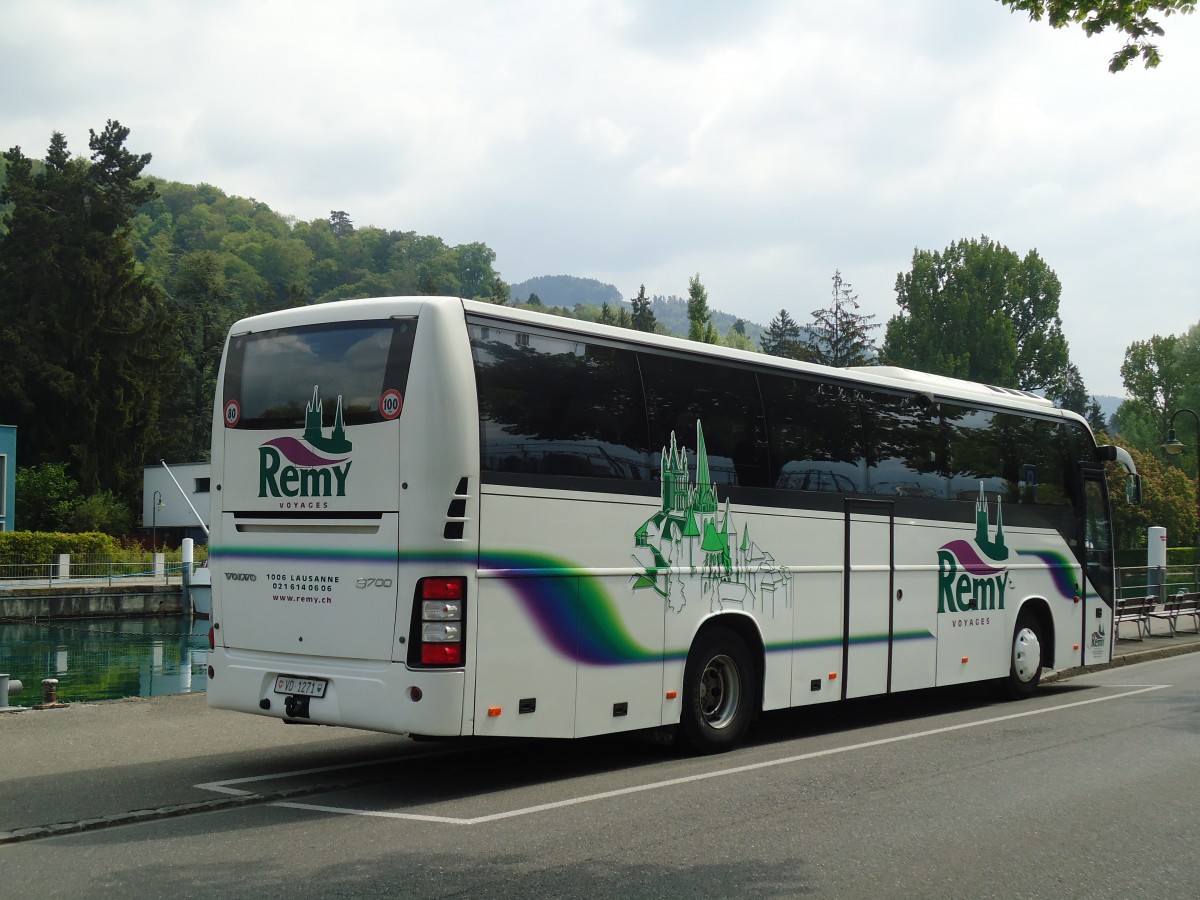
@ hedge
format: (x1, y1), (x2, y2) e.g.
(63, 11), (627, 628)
(1115, 547), (1198, 569)
(0, 532), (119, 566)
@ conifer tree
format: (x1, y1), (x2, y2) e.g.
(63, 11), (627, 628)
(687, 273), (716, 343)
(760, 309), (804, 359)
(0, 121), (182, 500)
(806, 270), (878, 367)
(630, 284), (658, 333)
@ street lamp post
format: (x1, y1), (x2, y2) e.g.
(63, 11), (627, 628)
(1161, 408), (1200, 549)
(151, 490), (165, 552)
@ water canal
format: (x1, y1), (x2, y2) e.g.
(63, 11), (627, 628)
(0, 617), (209, 707)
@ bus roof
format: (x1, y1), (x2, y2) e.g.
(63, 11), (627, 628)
(227, 295), (1076, 423)
(460, 298), (1068, 418)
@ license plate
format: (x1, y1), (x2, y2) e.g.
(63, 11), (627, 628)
(273, 675), (327, 698)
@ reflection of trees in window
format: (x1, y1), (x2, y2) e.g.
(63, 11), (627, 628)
(471, 326), (652, 481)
(856, 390), (944, 498)
(944, 403), (1073, 506)
(639, 354), (769, 488)
(762, 375), (860, 491)
(943, 404), (1007, 500)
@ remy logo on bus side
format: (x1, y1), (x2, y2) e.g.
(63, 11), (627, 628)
(258, 386), (353, 501)
(937, 486), (1009, 615)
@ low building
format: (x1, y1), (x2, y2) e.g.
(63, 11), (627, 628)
(142, 462), (210, 547)
(0, 425), (15, 532)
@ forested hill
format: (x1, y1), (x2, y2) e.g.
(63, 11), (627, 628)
(0, 128), (512, 516)
(2, 125), (771, 524)
(511, 275), (766, 344)
(510, 275), (621, 308)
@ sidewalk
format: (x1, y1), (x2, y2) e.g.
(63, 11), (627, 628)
(1046, 621), (1200, 682)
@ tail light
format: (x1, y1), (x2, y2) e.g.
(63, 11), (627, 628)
(409, 577), (466, 667)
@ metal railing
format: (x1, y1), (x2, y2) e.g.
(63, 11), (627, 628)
(0, 560), (186, 588)
(1116, 565), (1200, 601)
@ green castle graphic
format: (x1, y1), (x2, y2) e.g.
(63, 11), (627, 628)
(632, 421), (791, 616)
(974, 484), (1008, 562)
(303, 386), (352, 454)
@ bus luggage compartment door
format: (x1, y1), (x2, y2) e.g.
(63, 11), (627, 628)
(843, 501), (894, 700)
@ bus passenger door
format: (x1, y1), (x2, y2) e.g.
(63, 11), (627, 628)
(843, 500), (893, 700)
(1080, 467), (1115, 665)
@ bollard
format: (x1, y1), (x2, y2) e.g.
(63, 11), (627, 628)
(0, 673), (23, 710)
(182, 537), (194, 619)
(33, 677), (69, 710)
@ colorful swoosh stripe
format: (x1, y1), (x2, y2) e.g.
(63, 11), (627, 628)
(211, 545), (936, 666)
(939, 539), (1007, 576)
(261, 436), (349, 467)
(1016, 549), (1079, 600)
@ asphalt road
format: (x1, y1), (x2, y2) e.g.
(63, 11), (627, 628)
(3, 653), (1199, 899)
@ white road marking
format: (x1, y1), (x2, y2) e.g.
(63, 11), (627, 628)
(198, 685), (1169, 824)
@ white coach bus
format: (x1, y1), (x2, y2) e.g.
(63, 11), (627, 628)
(205, 296), (1138, 752)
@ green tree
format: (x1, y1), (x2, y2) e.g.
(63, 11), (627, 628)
(329, 209), (354, 237)
(1108, 444), (1198, 549)
(160, 250), (246, 460)
(1116, 333), (1184, 452)
(760, 309), (805, 359)
(15, 462), (77, 531)
(1055, 362), (1090, 415)
(721, 327), (758, 353)
(0, 122), (182, 502)
(631, 284), (658, 333)
(881, 236), (1071, 394)
(686, 273), (716, 343)
(805, 270), (879, 367)
(68, 490), (133, 534)
(999, 0), (1196, 72)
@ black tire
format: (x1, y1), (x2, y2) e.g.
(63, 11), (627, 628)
(1001, 609), (1044, 700)
(679, 626), (756, 753)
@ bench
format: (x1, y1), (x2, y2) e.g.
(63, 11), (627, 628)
(1148, 591), (1200, 637)
(1115, 595), (1155, 640)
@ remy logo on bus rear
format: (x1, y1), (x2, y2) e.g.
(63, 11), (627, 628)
(256, 386), (353, 503)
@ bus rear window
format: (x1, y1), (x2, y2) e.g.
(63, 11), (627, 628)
(223, 319), (417, 430)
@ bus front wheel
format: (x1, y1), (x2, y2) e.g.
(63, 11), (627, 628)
(679, 626), (755, 753)
(1002, 610), (1044, 700)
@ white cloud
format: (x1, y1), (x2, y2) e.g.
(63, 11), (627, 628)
(3, 0), (1199, 395)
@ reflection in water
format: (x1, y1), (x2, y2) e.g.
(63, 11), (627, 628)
(0, 617), (209, 706)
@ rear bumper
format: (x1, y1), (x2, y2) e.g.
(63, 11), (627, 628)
(206, 647), (468, 737)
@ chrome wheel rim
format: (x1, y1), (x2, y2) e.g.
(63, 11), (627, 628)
(699, 654), (741, 729)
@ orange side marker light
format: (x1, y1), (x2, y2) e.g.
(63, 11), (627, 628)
(487, 707), (502, 718)
(665, 690), (678, 700)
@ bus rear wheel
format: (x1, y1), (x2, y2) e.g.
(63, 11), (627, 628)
(1001, 610), (1044, 700)
(679, 626), (755, 754)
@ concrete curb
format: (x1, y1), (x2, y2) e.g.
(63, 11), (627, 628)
(1045, 637), (1200, 683)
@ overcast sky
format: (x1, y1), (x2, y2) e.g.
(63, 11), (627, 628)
(4, 0), (1198, 397)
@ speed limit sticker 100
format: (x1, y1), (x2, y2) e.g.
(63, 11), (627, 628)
(379, 389), (403, 420)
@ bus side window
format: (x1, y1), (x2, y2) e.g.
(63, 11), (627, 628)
(760, 373), (861, 494)
(471, 326), (652, 483)
(855, 389), (946, 499)
(639, 353), (770, 490)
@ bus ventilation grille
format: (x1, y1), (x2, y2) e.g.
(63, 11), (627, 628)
(443, 477), (469, 540)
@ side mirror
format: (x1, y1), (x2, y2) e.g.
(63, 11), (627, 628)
(1127, 473), (1142, 505)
